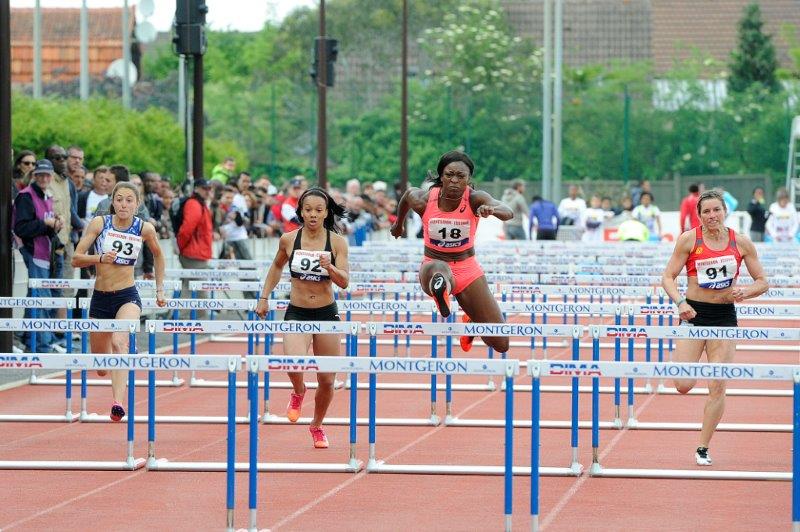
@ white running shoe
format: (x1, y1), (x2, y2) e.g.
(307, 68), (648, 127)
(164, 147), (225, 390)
(695, 446), (712, 466)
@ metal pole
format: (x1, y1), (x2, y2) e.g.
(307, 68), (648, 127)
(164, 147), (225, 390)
(178, 55), (191, 176)
(1, 0), (14, 354)
(623, 84), (630, 183)
(399, 0), (408, 194)
(33, 0), (41, 98)
(122, 0), (131, 108)
(552, 0), (563, 203)
(316, 0), (327, 188)
(193, 54), (204, 178)
(270, 83), (277, 178)
(79, 0), (89, 100)
(541, 0), (552, 200)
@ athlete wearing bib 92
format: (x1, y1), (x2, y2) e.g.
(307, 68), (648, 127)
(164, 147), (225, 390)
(255, 187), (349, 450)
(73, 181), (167, 423)
(391, 151), (513, 354)
(661, 189), (768, 467)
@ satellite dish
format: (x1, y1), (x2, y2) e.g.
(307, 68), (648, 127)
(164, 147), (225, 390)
(106, 59), (138, 87)
(135, 20), (157, 43)
(138, 0), (155, 18)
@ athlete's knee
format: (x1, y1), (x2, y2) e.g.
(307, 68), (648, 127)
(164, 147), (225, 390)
(674, 379), (696, 394)
(316, 374), (335, 391)
(707, 379), (727, 399)
(111, 338), (129, 354)
(486, 336), (509, 353)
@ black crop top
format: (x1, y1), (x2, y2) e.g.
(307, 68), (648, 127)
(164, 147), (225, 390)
(288, 228), (335, 282)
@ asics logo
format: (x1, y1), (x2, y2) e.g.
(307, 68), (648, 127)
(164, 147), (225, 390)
(433, 276), (444, 290)
(459, 204), (466, 213)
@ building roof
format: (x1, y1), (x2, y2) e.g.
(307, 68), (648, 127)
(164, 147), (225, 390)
(651, 0), (800, 73)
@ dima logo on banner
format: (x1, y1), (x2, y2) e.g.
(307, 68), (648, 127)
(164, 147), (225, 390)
(162, 322), (205, 333)
(550, 362), (602, 376)
(267, 358), (320, 371)
(607, 327), (648, 338)
(0, 355), (43, 368)
(383, 323), (425, 335)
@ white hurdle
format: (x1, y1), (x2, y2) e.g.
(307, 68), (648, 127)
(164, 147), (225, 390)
(0, 319), (138, 424)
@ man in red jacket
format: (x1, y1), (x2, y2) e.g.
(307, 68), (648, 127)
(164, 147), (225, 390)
(678, 183), (702, 233)
(177, 178), (213, 308)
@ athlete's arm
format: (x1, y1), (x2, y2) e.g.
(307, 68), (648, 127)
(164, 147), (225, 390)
(142, 222), (167, 306)
(470, 190), (513, 221)
(322, 233), (350, 289)
(661, 230), (695, 320)
(390, 188), (427, 238)
(255, 232), (292, 318)
(730, 234), (768, 302)
(72, 217), (115, 267)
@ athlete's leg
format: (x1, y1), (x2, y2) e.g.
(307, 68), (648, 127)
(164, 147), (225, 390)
(671, 339), (706, 394)
(90, 332), (112, 377)
(310, 333), (340, 427)
(283, 333), (313, 396)
(699, 339), (735, 448)
(454, 276), (509, 353)
(419, 260), (455, 317)
(110, 303), (142, 404)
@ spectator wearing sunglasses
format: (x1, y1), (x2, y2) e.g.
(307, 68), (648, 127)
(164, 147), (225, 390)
(13, 150), (37, 198)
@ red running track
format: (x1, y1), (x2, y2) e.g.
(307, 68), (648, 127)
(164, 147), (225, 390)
(0, 317), (796, 531)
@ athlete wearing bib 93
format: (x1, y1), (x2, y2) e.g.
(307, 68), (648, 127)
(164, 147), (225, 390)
(661, 189), (768, 467)
(94, 215), (143, 266)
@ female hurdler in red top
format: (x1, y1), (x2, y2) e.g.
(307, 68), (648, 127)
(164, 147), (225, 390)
(391, 151), (514, 353)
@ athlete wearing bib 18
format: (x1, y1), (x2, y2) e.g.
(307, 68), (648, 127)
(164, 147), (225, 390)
(661, 189), (768, 467)
(255, 187), (349, 449)
(73, 181), (167, 422)
(391, 151), (513, 354)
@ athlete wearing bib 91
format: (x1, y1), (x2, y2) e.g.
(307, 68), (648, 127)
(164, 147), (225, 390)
(661, 189), (768, 467)
(73, 182), (167, 423)
(255, 187), (349, 450)
(391, 150), (513, 354)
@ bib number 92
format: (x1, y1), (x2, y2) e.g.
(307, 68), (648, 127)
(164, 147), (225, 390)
(299, 257), (322, 273)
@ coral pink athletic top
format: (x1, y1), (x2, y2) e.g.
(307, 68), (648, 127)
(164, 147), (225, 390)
(685, 226), (742, 290)
(422, 186), (479, 254)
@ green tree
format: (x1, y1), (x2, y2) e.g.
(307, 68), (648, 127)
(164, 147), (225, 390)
(728, 3), (780, 94)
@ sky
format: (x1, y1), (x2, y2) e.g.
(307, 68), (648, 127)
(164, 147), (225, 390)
(10, 0), (317, 32)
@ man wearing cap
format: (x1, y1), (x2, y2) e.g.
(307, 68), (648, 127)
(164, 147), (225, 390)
(176, 178), (214, 305)
(13, 160), (66, 352)
(280, 176), (307, 233)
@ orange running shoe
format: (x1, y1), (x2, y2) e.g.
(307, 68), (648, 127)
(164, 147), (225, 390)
(460, 314), (474, 352)
(309, 425), (329, 449)
(286, 391), (305, 422)
(430, 273), (451, 318)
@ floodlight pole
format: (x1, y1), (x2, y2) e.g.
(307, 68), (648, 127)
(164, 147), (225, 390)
(400, 0), (408, 194)
(1, 0), (13, 353)
(316, 0), (328, 188)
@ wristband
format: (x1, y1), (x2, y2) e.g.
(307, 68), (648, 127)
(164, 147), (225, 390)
(258, 296), (268, 301)
(98, 253), (103, 264)
(675, 297), (687, 307)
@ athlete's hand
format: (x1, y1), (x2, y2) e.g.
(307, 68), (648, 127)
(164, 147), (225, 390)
(677, 301), (696, 322)
(318, 252), (333, 271)
(155, 290), (167, 308)
(143, 272), (155, 280)
(477, 204), (495, 218)
(255, 298), (269, 320)
(99, 251), (117, 264)
(390, 222), (404, 239)
(727, 286), (747, 303)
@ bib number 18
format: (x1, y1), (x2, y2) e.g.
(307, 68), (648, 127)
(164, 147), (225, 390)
(437, 227), (462, 240)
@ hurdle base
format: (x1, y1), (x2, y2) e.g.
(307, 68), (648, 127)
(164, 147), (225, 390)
(590, 467), (791, 481)
(366, 463), (578, 476)
(147, 458), (363, 473)
(81, 412), (251, 424)
(0, 413), (80, 423)
(629, 421), (792, 432)
(444, 417), (618, 430)
(589, 462), (603, 476)
(259, 415), (438, 427)
(0, 458), (146, 471)
(29, 377), (183, 387)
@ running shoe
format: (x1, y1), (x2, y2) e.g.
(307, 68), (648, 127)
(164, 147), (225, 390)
(110, 402), (125, 422)
(460, 314), (474, 352)
(695, 446), (712, 466)
(286, 391), (305, 423)
(430, 273), (450, 318)
(309, 425), (329, 449)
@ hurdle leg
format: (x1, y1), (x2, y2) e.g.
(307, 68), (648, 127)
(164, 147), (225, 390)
(793, 370), (800, 532)
(80, 312), (88, 418)
(226, 361), (237, 532)
(248, 367), (259, 531)
(569, 330), (582, 474)
(445, 316), (454, 422)
(171, 290), (182, 385)
(530, 362), (541, 532)
(503, 363), (514, 532)
(146, 325), (157, 469)
(348, 331), (360, 471)
(613, 310), (622, 428)
(126, 369), (137, 468)
(64, 333), (74, 421)
(589, 329), (603, 476)
(429, 331), (440, 425)
(189, 303), (198, 385)
(367, 330), (380, 469)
